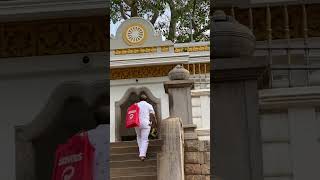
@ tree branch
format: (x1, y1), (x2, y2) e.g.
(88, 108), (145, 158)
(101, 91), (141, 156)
(120, 3), (128, 20)
(150, 10), (159, 25)
(123, 0), (131, 6)
(131, 0), (138, 17)
(193, 24), (210, 38)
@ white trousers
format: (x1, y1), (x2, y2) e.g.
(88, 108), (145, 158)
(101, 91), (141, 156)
(135, 126), (151, 157)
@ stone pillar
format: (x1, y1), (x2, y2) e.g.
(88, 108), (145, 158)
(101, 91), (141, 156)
(211, 11), (269, 180)
(164, 65), (194, 125)
(158, 117), (185, 180)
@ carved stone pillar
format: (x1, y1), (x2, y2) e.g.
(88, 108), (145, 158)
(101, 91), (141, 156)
(211, 10), (269, 180)
(164, 65), (194, 125)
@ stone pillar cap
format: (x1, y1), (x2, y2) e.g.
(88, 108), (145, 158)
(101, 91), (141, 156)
(212, 10), (256, 58)
(168, 65), (190, 80)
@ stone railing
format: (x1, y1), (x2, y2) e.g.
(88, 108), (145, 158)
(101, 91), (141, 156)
(254, 40), (320, 89)
(184, 63), (210, 90)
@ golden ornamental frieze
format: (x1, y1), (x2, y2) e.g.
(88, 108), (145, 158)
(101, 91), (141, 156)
(112, 45), (209, 56)
(114, 47), (158, 55)
(111, 63), (210, 80)
(174, 45), (210, 53)
(0, 16), (107, 58)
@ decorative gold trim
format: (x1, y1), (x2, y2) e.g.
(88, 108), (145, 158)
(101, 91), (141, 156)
(0, 16), (107, 58)
(122, 23), (147, 46)
(114, 46), (158, 55)
(161, 46), (170, 52)
(111, 63), (210, 80)
(113, 45), (209, 55)
(174, 45), (210, 53)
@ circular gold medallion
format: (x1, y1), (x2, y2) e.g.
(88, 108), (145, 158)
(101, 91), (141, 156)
(123, 24), (146, 46)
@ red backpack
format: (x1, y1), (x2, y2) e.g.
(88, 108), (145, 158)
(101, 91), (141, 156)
(52, 132), (94, 180)
(126, 103), (140, 128)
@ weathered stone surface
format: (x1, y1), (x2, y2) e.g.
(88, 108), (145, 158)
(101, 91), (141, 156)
(185, 175), (206, 180)
(184, 132), (199, 140)
(185, 152), (205, 164)
(185, 140), (200, 151)
(205, 175), (210, 180)
(185, 164), (202, 175)
(201, 164), (210, 175)
(158, 118), (184, 180)
(198, 140), (210, 152)
(168, 65), (190, 80)
(204, 152), (210, 163)
(164, 80), (194, 124)
(212, 10), (256, 58)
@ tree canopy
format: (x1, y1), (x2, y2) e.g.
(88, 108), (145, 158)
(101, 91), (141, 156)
(111, 0), (210, 43)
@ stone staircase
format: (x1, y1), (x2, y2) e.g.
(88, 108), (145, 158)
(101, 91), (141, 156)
(110, 139), (163, 180)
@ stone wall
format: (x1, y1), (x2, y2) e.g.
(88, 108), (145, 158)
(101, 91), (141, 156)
(184, 138), (210, 180)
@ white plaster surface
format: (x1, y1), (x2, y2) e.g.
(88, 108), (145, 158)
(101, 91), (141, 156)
(259, 86), (320, 180)
(288, 108), (320, 180)
(110, 77), (170, 142)
(191, 89), (210, 132)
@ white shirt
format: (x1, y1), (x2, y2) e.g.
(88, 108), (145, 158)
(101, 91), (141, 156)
(87, 124), (109, 180)
(137, 101), (155, 128)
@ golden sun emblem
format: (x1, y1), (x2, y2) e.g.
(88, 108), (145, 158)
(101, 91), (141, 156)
(123, 24), (146, 46)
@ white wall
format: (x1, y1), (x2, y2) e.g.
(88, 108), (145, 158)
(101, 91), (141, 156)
(259, 86), (320, 180)
(260, 112), (292, 179)
(110, 77), (170, 142)
(191, 89), (210, 140)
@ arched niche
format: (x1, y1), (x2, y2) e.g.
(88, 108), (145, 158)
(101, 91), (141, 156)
(115, 87), (161, 141)
(15, 80), (108, 180)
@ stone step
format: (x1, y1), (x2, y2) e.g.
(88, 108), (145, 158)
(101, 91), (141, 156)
(110, 140), (161, 179)
(111, 166), (157, 177)
(183, 124), (197, 133)
(110, 159), (157, 168)
(111, 145), (162, 154)
(111, 139), (163, 148)
(111, 152), (157, 161)
(184, 132), (198, 140)
(111, 174), (157, 180)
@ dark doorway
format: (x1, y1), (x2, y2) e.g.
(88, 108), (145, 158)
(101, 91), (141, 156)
(32, 97), (96, 180)
(119, 91), (159, 141)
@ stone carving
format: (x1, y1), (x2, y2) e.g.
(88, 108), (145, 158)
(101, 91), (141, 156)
(110, 63), (210, 80)
(122, 23), (146, 46)
(212, 10), (256, 58)
(0, 16), (107, 58)
(168, 65), (190, 80)
(3, 24), (36, 57)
